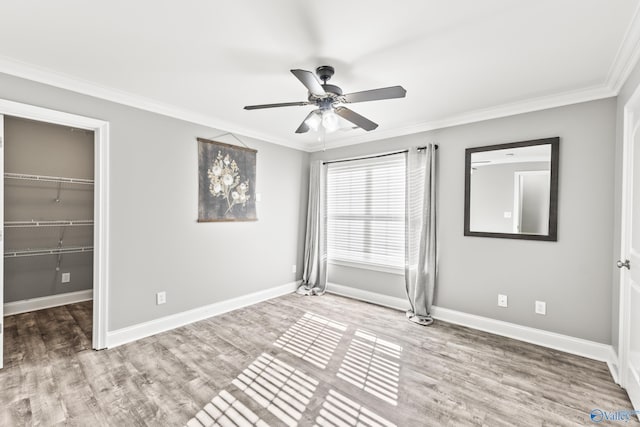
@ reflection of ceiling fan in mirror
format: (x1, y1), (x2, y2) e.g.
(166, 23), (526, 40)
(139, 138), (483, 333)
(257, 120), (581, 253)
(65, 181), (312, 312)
(243, 66), (406, 134)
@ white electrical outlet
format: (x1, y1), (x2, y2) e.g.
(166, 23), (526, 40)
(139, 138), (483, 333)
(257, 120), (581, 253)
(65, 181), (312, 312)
(156, 291), (167, 305)
(535, 300), (546, 315)
(503, 211), (512, 219)
(256, 193), (262, 202)
(498, 294), (508, 308)
(61, 272), (71, 283)
(292, 264), (297, 274)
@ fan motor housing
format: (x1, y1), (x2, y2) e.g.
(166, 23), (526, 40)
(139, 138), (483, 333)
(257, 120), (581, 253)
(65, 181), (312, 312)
(308, 84), (343, 104)
(316, 65), (335, 82)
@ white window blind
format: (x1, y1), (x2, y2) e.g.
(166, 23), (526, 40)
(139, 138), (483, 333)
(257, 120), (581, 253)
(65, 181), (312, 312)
(327, 154), (406, 269)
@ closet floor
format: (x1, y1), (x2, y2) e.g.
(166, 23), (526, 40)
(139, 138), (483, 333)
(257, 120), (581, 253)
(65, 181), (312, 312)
(0, 294), (635, 426)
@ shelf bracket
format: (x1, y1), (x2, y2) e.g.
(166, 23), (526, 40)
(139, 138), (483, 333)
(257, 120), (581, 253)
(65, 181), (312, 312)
(55, 182), (62, 203)
(55, 227), (66, 271)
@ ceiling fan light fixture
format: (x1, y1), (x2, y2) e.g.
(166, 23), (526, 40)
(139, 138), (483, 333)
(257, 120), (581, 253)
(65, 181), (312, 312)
(305, 111), (322, 131)
(322, 109), (339, 133)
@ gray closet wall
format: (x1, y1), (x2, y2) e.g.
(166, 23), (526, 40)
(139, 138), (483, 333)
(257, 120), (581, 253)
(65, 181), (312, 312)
(4, 116), (94, 302)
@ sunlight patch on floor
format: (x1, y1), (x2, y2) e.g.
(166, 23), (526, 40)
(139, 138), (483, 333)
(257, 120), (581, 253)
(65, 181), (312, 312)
(185, 389), (269, 427)
(315, 389), (397, 427)
(337, 330), (402, 406)
(274, 312), (347, 369)
(233, 353), (319, 426)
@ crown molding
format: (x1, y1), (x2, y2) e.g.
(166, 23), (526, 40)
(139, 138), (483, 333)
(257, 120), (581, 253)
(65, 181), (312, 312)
(606, 2), (640, 93)
(0, 55), (303, 151)
(309, 83), (615, 152)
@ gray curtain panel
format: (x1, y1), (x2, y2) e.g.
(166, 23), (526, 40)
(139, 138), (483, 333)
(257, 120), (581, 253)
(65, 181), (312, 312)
(297, 160), (328, 296)
(405, 145), (437, 325)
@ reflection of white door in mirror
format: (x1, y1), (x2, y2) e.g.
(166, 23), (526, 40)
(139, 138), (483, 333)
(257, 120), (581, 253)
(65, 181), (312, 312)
(513, 171), (550, 235)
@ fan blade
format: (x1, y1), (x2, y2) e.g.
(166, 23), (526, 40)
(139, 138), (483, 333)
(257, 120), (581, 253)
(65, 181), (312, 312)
(295, 111), (317, 134)
(334, 107), (378, 131)
(342, 86), (406, 104)
(291, 69), (326, 96)
(244, 101), (310, 110)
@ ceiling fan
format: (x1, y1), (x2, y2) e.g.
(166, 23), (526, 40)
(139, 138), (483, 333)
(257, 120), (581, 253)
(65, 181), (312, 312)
(243, 65), (406, 134)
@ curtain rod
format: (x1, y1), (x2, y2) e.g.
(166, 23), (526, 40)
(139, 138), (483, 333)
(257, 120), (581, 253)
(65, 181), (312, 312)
(322, 144), (438, 165)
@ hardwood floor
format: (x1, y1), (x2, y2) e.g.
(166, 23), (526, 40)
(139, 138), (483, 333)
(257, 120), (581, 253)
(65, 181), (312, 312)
(0, 293), (635, 426)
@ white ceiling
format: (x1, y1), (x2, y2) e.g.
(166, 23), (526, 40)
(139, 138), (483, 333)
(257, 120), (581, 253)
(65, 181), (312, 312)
(0, 1), (638, 152)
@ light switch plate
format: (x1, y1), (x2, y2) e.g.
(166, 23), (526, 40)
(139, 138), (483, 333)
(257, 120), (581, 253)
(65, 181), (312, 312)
(61, 272), (71, 283)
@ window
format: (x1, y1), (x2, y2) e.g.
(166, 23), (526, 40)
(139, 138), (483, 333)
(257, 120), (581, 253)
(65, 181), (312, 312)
(326, 154), (405, 271)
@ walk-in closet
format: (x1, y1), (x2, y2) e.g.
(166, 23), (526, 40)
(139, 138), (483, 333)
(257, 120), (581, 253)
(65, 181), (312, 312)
(3, 116), (94, 336)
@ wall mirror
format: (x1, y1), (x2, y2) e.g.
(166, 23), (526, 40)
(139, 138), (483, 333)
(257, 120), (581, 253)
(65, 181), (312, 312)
(464, 137), (559, 241)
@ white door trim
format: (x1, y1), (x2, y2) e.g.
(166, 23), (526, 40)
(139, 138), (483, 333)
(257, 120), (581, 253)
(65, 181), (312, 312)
(0, 114), (4, 368)
(619, 83), (640, 392)
(0, 98), (109, 350)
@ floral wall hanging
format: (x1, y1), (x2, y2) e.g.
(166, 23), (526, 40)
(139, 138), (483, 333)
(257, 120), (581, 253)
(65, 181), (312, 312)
(197, 137), (257, 221)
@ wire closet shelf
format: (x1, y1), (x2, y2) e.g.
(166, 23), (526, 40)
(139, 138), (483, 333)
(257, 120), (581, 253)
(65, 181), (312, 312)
(3, 172), (95, 259)
(4, 172), (94, 185)
(5, 220), (94, 228)
(4, 246), (94, 258)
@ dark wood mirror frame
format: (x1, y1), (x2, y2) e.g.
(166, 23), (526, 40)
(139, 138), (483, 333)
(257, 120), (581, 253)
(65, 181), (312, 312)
(464, 137), (559, 241)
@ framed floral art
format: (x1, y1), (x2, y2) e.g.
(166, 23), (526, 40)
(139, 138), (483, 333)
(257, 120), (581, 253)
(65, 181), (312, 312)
(197, 137), (257, 222)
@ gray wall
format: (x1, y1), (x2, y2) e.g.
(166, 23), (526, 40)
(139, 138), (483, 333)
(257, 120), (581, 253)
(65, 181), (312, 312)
(611, 61), (640, 354)
(4, 117), (94, 302)
(0, 73), (309, 331)
(312, 98), (616, 344)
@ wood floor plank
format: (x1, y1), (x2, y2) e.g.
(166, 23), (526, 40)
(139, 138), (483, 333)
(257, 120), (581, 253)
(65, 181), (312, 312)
(1, 292), (636, 426)
(1, 397), (32, 427)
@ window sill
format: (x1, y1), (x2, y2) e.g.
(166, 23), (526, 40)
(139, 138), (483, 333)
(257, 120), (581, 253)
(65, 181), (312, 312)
(328, 259), (404, 276)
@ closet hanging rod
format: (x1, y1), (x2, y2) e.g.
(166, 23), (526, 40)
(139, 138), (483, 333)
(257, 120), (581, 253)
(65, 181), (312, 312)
(4, 172), (94, 185)
(4, 246), (94, 258)
(4, 220), (94, 228)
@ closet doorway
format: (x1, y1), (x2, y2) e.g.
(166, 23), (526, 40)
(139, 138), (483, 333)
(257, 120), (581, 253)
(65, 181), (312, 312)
(0, 100), (109, 369)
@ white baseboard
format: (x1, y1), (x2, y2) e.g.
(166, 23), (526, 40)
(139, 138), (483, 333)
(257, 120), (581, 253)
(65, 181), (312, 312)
(327, 282), (615, 365)
(431, 305), (613, 362)
(608, 347), (620, 384)
(4, 289), (93, 316)
(106, 282), (299, 348)
(327, 283), (410, 311)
